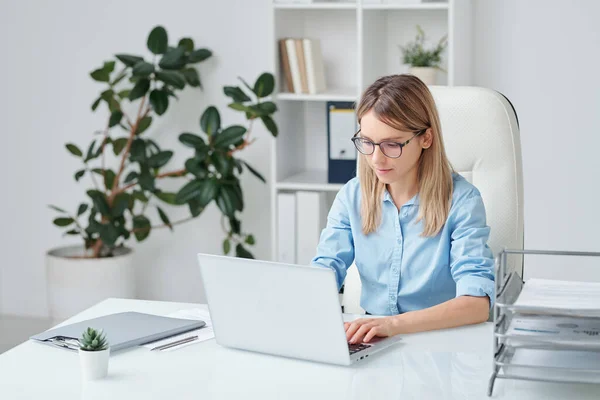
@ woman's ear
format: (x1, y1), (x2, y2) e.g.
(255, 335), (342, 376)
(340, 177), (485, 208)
(421, 128), (433, 149)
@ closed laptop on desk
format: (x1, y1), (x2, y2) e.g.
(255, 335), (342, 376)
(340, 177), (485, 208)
(31, 312), (205, 352)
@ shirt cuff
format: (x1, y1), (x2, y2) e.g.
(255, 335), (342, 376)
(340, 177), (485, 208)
(455, 275), (496, 309)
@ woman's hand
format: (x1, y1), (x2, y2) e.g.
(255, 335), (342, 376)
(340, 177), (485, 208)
(344, 316), (400, 344)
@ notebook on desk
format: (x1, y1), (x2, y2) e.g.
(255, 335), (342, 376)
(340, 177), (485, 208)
(30, 312), (205, 352)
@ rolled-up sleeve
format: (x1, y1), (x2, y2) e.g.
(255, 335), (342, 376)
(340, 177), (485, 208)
(310, 189), (355, 290)
(449, 191), (495, 307)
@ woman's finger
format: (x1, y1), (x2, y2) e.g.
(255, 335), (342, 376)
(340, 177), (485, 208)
(350, 323), (375, 344)
(363, 325), (381, 343)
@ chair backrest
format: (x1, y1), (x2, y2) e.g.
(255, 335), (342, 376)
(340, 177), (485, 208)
(342, 86), (524, 314)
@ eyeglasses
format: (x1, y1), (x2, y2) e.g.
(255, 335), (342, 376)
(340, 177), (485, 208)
(351, 129), (426, 159)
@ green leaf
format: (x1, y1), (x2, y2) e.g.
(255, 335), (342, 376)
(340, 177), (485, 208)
(132, 61), (155, 77)
(100, 89), (114, 101)
(200, 106), (221, 136)
(211, 152), (233, 176)
(48, 205), (67, 213)
(229, 217), (241, 234)
(98, 223), (120, 247)
(108, 97), (120, 113)
(175, 179), (203, 204)
(87, 190), (111, 217)
(64, 229), (80, 236)
(65, 144), (83, 157)
(188, 197), (204, 217)
(155, 191), (178, 205)
(241, 160), (266, 183)
(256, 101), (277, 115)
(53, 217), (74, 227)
(90, 68), (110, 82)
(91, 97), (102, 111)
(178, 37), (194, 52)
(104, 169), (116, 189)
(129, 78), (150, 101)
(117, 89), (131, 99)
(124, 171), (138, 183)
(133, 215), (152, 241)
(158, 47), (186, 70)
(109, 110), (123, 127)
(77, 203), (88, 216)
(132, 190), (148, 203)
(112, 137), (129, 156)
(181, 68), (201, 87)
(138, 168), (155, 191)
(245, 234), (255, 245)
(223, 239), (231, 255)
(185, 156), (208, 179)
(116, 54), (144, 67)
(155, 70), (186, 90)
(253, 73), (275, 97)
(188, 48), (212, 63)
(178, 133), (206, 149)
(224, 86), (251, 103)
(147, 150), (173, 168)
(213, 125), (246, 149)
(103, 61), (116, 73)
(147, 26), (168, 55)
(216, 184), (242, 217)
(111, 193), (130, 218)
(129, 138), (146, 162)
(228, 102), (254, 113)
(156, 206), (172, 231)
(135, 116), (153, 135)
(149, 90), (169, 116)
(197, 178), (219, 207)
(84, 140), (96, 162)
(74, 169), (86, 182)
(260, 115), (278, 137)
(235, 244), (254, 259)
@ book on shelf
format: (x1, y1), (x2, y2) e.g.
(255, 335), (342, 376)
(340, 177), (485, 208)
(278, 37), (327, 95)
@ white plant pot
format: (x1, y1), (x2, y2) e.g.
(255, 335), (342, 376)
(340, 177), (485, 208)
(46, 245), (135, 320)
(408, 67), (438, 85)
(79, 348), (110, 380)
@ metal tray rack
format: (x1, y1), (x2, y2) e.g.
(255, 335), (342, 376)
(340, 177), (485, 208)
(488, 249), (600, 396)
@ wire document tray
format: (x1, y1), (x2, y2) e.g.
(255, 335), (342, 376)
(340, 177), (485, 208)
(488, 249), (600, 396)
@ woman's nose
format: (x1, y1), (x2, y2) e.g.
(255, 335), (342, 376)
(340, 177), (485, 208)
(371, 145), (386, 163)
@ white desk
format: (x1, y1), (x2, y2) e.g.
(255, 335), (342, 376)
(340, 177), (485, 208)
(1, 298), (599, 399)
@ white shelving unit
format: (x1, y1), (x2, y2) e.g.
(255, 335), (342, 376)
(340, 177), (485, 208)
(269, 0), (473, 260)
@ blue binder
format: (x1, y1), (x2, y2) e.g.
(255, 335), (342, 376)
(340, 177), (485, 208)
(327, 101), (357, 184)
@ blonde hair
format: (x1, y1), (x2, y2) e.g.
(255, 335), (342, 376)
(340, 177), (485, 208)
(356, 74), (454, 236)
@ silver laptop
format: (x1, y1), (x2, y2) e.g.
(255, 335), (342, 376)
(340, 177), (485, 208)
(197, 253), (402, 366)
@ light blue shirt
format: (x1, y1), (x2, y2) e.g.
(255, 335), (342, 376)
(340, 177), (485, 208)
(311, 173), (495, 315)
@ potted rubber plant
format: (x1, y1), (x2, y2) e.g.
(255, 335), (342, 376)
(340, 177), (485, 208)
(399, 25), (448, 85)
(47, 25), (278, 320)
(78, 327), (110, 380)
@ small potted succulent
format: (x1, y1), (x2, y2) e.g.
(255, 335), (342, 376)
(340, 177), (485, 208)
(399, 25), (448, 85)
(78, 327), (110, 380)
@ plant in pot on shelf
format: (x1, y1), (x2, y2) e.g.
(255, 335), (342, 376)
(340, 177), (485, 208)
(78, 327), (110, 380)
(47, 25), (279, 320)
(399, 25), (448, 85)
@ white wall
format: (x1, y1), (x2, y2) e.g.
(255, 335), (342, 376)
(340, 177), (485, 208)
(0, 0), (273, 317)
(474, 0), (600, 280)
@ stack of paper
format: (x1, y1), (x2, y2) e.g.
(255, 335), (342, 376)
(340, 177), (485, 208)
(513, 278), (600, 317)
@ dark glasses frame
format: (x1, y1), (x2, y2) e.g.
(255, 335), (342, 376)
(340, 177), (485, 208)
(350, 128), (426, 159)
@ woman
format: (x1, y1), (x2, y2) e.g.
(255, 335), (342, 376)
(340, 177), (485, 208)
(311, 74), (494, 344)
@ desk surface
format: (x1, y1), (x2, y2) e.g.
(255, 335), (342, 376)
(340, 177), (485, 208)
(1, 298), (599, 399)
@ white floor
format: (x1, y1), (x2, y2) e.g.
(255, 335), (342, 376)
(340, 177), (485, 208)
(0, 315), (54, 354)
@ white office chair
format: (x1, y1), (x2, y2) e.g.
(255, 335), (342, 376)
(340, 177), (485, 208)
(342, 86), (525, 315)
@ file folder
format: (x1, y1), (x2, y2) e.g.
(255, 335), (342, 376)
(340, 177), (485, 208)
(327, 101), (357, 184)
(30, 311), (205, 352)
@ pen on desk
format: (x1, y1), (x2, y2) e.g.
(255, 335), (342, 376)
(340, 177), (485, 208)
(151, 335), (199, 351)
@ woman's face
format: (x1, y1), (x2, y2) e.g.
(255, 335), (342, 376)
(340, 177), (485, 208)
(358, 110), (431, 185)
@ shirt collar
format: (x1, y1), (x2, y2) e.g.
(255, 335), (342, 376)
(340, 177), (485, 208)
(383, 188), (420, 206)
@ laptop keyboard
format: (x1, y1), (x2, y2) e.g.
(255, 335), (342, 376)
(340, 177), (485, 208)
(348, 343), (371, 355)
